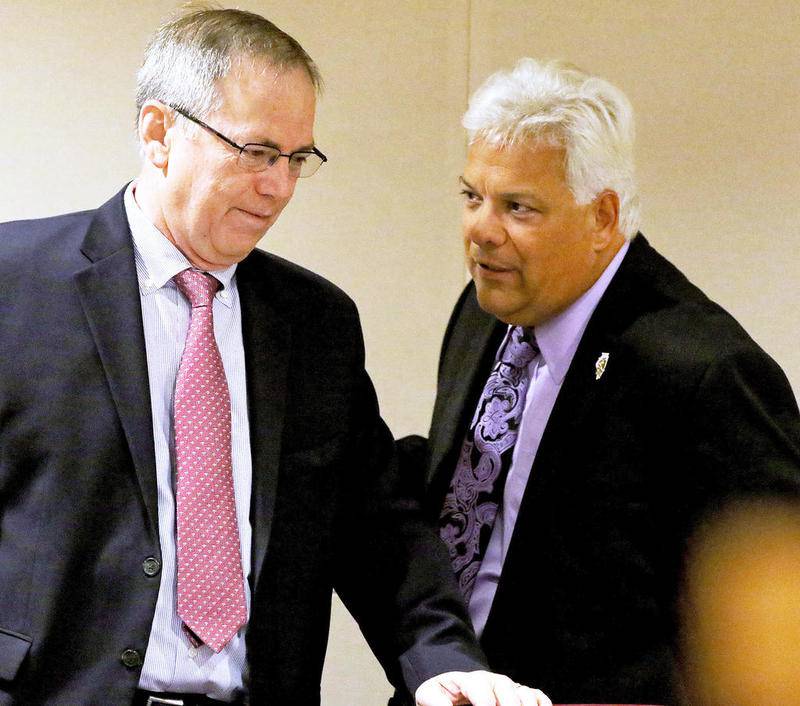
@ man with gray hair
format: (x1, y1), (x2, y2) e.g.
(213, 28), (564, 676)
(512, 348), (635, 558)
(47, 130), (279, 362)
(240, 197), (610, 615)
(398, 58), (800, 704)
(0, 9), (552, 706)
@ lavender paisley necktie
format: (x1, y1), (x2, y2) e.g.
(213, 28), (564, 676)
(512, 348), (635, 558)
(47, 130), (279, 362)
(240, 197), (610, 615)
(439, 325), (538, 603)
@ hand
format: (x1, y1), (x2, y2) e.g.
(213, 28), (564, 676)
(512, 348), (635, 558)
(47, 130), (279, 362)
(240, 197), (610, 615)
(415, 670), (552, 706)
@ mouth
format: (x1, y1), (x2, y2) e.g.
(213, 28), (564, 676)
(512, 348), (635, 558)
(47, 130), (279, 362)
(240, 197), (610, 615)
(234, 208), (274, 229)
(236, 206), (271, 218)
(475, 259), (513, 274)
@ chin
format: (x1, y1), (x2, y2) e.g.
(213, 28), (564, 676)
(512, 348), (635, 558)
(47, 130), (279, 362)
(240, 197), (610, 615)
(474, 285), (507, 319)
(474, 288), (534, 326)
(223, 231), (267, 257)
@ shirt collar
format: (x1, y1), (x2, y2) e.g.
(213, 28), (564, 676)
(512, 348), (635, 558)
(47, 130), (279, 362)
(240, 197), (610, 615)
(533, 239), (630, 384)
(123, 182), (237, 305)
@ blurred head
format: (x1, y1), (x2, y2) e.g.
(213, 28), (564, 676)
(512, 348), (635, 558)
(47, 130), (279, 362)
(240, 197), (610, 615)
(134, 7), (322, 270)
(460, 59), (637, 326)
(682, 499), (800, 706)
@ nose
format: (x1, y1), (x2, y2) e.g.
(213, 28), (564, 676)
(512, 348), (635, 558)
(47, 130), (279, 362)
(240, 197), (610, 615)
(463, 201), (506, 248)
(254, 157), (297, 201)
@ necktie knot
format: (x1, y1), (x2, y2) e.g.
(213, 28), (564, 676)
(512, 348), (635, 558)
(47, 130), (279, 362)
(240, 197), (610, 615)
(174, 269), (220, 308)
(500, 325), (538, 368)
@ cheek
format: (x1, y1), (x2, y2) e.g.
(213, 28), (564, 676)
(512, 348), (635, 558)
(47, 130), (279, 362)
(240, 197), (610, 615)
(514, 236), (554, 291)
(462, 230), (472, 253)
(519, 235), (585, 301)
(198, 179), (240, 221)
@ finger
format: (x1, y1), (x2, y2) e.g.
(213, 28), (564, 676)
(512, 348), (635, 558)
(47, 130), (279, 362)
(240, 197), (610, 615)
(415, 674), (469, 706)
(516, 686), (552, 706)
(414, 682), (454, 706)
(452, 671), (496, 706)
(487, 674), (520, 705)
(535, 688), (553, 706)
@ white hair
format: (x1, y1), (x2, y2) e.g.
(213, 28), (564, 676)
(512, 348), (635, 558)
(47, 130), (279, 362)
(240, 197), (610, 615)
(463, 58), (641, 238)
(135, 5), (321, 129)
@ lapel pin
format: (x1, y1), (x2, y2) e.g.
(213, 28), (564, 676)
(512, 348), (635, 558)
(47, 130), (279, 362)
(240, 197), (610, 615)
(595, 352), (610, 380)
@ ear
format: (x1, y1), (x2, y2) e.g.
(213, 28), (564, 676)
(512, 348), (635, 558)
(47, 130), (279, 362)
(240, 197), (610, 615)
(138, 101), (174, 170)
(590, 190), (621, 252)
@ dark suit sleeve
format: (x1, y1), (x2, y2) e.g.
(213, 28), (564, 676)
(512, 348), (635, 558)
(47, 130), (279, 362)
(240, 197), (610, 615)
(394, 434), (429, 500)
(684, 344), (800, 512)
(331, 313), (487, 697)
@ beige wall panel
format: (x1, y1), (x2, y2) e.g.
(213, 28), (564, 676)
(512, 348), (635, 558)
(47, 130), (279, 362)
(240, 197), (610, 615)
(0, 2), (469, 704)
(470, 0), (800, 396)
(261, 1), (471, 438)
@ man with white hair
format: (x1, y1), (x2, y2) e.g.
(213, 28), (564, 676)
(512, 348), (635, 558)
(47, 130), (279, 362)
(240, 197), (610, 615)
(0, 9), (553, 706)
(398, 59), (800, 704)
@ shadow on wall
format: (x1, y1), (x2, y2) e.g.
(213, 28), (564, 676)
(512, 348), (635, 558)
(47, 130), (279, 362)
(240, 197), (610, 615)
(681, 497), (800, 706)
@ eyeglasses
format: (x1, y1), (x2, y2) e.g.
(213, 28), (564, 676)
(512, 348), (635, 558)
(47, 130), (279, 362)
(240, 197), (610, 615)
(168, 104), (327, 178)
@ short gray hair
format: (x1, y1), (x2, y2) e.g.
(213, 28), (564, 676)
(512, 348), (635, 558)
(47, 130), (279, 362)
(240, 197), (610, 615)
(136, 4), (321, 123)
(463, 59), (640, 238)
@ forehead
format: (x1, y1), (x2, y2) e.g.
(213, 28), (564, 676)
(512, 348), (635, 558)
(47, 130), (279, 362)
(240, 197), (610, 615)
(215, 61), (317, 142)
(464, 138), (568, 191)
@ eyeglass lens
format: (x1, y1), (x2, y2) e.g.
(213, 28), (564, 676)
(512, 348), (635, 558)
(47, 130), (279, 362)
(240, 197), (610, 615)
(239, 145), (323, 177)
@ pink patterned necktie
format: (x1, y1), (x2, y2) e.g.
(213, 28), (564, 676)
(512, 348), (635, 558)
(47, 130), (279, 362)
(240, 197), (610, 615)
(173, 268), (246, 653)
(439, 325), (538, 603)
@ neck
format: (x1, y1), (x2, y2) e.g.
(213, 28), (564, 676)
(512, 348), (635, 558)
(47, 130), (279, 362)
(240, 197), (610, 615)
(133, 168), (168, 238)
(132, 169), (214, 271)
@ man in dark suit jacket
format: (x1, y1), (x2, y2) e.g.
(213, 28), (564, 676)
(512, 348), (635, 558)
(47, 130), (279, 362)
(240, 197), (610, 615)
(0, 9), (552, 706)
(399, 58), (800, 705)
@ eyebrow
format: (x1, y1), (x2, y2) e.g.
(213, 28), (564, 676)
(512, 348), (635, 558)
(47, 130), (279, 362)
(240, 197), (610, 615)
(459, 176), (540, 202)
(247, 137), (317, 153)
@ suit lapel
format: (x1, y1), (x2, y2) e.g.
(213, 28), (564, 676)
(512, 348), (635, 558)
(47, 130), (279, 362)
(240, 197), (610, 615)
(73, 188), (159, 537)
(237, 255), (291, 590)
(525, 323), (620, 493)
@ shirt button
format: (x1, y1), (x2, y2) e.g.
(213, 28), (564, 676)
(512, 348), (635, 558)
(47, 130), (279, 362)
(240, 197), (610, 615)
(142, 556), (161, 577)
(120, 648), (143, 669)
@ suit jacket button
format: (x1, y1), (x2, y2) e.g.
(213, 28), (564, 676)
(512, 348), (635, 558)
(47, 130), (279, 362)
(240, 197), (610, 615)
(120, 649), (143, 669)
(142, 556), (161, 577)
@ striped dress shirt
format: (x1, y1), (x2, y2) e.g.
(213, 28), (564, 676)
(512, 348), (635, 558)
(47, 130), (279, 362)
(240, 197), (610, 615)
(124, 183), (252, 701)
